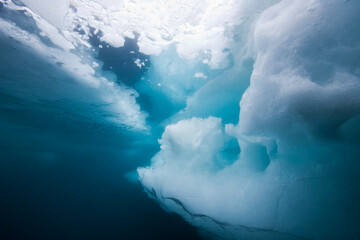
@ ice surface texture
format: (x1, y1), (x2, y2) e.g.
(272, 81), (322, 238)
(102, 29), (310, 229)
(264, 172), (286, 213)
(139, 1), (360, 239)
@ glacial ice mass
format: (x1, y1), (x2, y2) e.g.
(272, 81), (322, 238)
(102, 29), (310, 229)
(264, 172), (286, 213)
(1, 0), (360, 239)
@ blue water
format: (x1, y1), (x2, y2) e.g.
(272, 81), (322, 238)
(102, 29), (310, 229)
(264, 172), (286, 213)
(0, 141), (201, 239)
(0, 33), (202, 240)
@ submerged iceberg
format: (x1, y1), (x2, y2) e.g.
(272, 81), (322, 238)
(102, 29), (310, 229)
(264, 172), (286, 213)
(138, 1), (360, 239)
(1, 0), (360, 239)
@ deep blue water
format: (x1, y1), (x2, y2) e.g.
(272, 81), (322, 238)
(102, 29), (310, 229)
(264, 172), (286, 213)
(0, 32), (203, 240)
(0, 135), (202, 240)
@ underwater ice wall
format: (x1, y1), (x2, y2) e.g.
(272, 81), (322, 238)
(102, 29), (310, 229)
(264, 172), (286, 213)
(138, 0), (360, 239)
(0, 0), (148, 131)
(1, 0), (360, 239)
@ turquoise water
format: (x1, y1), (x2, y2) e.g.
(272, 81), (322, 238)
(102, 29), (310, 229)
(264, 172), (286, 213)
(0, 30), (201, 239)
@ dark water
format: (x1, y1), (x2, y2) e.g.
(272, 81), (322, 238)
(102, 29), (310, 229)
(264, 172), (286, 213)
(0, 33), (203, 240)
(0, 133), (202, 240)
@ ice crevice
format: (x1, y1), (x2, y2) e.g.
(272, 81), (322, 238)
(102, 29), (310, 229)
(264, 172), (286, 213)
(147, 187), (308, 240)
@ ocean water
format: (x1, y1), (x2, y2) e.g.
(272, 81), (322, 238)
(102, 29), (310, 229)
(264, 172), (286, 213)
(0, 30), (202, 239)
(0, 138), (202, 240)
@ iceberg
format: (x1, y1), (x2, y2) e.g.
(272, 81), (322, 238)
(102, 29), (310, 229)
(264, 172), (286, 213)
(1, 0), (360, 239)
